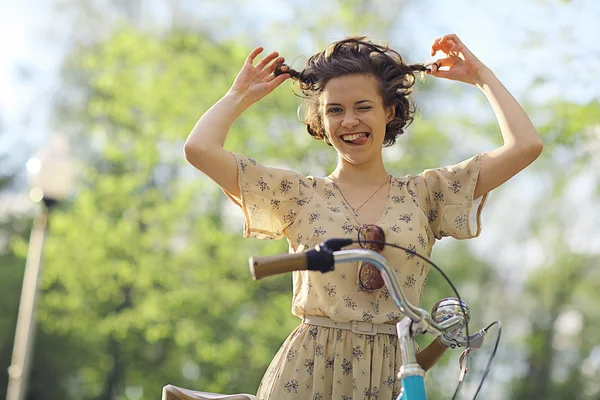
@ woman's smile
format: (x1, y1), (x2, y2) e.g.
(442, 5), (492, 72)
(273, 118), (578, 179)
(340, 132), (370, 145)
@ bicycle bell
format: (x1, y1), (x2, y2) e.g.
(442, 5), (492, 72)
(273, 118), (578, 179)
(431, 297), (471, 329)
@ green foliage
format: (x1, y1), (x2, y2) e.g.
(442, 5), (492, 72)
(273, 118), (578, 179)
(511, 240), (600, 399)
(497, 94), (600, 398)
(38, 28), (308, 398)
(537, 100), (600, 149)
(0, 253), (26, 399)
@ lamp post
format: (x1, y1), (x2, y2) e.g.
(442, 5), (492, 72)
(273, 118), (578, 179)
(6, 136), (75, 400)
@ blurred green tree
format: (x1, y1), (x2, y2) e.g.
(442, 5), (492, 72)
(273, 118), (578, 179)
(29, 28), (306, 398)
(509, 100), (600, 400)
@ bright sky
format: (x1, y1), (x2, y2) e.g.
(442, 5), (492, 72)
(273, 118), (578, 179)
(0, 0), (61, 166)
(403, 0), (600, 104)
(1, 0), (598, 149)
(1, 0), (599, 262)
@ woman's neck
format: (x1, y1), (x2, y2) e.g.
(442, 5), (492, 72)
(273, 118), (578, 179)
(329, 157), (389, 186)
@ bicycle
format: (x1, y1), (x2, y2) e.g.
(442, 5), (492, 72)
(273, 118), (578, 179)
(163, 238), (500, 400)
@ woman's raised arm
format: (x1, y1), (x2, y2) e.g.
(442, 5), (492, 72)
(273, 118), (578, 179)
(428, 34), (544, 199)
(184, 47), (290, 197)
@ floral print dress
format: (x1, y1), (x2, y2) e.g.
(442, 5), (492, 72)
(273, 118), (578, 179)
(224, 152), (488, 400)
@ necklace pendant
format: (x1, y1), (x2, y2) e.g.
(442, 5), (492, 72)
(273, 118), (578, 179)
(353, 209), (359, 216)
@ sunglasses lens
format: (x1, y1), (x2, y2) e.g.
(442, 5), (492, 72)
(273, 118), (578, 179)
(358, 225), (385, 252)
(359, 262), (385, 291)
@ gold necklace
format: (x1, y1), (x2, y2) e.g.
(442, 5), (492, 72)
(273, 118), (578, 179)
(333, 175), (390, 217)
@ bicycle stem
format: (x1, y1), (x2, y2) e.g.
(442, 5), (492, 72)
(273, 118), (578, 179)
(396, 317), (424, 378)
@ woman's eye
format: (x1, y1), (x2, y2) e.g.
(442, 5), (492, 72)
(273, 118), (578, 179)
(358, 106), (372, 111)
(327, 108), (342, 114)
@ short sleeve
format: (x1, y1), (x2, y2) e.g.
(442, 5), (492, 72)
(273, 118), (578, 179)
(223, 152), (315, 240)
(413, 153), (488, 240)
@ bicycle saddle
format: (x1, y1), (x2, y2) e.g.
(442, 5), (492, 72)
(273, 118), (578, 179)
(162, 384), (257, 400)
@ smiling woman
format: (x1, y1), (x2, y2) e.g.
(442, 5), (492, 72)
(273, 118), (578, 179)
(320, 74), (394, 167)
(275, 37), (427, 149)
(183, 34), (543, 399)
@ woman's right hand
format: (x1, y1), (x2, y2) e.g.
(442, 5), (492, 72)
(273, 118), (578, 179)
(228, 47), (290, 108)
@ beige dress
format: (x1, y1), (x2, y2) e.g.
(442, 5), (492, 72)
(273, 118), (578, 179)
(225, 153), (488, 400)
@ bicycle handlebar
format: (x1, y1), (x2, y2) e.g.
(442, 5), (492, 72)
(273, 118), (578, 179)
(249, 252), (309, 280)
(249, 239), (487, 347)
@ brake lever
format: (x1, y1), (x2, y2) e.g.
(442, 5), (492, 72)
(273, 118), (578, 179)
(439, 328), (487, 349)
(458, 348), (472, 381)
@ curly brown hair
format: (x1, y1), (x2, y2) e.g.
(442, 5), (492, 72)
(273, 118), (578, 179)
(275, 36), (427, 147)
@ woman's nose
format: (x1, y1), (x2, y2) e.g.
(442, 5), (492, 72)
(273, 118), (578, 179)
(341, 113), (359, 128)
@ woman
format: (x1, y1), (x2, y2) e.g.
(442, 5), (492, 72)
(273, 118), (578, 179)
(184, 34), (542, 399)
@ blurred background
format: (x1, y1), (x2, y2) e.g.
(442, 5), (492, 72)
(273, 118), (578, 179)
(1, 0), (599, 399)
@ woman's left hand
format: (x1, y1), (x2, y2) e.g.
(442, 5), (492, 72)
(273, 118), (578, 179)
(427, 34), (489, 85)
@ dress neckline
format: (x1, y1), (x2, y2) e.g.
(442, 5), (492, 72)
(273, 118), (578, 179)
(324, 176), (394, 227)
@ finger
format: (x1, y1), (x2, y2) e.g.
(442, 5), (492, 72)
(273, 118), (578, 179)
(430, 37), (442, 56)
(267, 73), (290, 89)
(255, 51), (279, 70)
(447, 43), (459, 57)
(449, 42), (471, 60)
(268, 72), (289, 83)
(425, 57), (453, 73)
(432, 57), (456, 69)
(264, 56), (285, 75)
(246, 47), (264, 65)
(430, 68), (452, 79)
(425, 62), (443, 77)
(431, 34), (464, 56)
(425, 61), (437, 72)
(441, 33), (461, 45)
(431, 38), (452, 56)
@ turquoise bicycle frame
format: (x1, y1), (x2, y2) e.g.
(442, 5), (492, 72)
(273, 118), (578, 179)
(399, 375), (427, 400)
(397, 317), (427, 400)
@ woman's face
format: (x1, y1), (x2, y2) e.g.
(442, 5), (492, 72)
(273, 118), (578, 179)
(320, 73), (394, 166)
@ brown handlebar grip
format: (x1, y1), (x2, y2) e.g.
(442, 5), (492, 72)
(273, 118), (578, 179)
(249, 253), (308, 280)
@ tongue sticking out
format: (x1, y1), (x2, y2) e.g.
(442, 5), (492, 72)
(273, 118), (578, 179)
(346, 135), (368, 145)
(352, 136), (369, 144)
